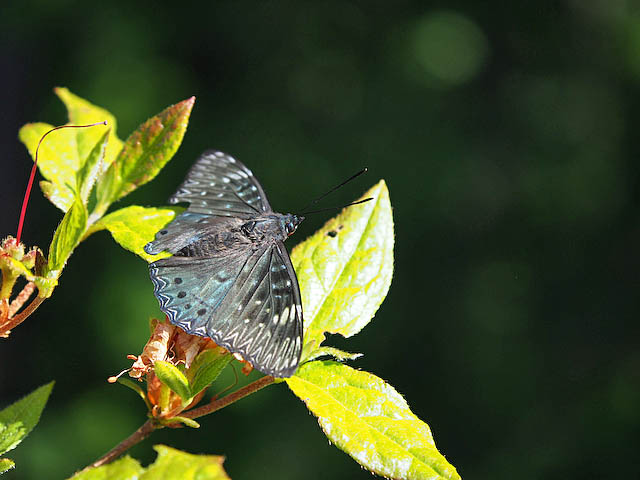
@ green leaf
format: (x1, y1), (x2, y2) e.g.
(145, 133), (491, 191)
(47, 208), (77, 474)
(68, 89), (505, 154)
(19, 122), (81, 212)
(188, 349), (233, 396)
(19, 90), (119, 212)
(70, 446), (229, 480)
(291, 180), (394, 358)
(96, 97), (195, 209)
(39, 180), (75, 212)
(287, 362), (459, 480)
(69, 456), (143, 480)
(85, 206), (181, 262)
(0, 458), (15, 474)
(141, 445), (229, 480)
(0, 422), (25, 455)
(0, 381), (54, 455)
(48, 197), (88, 273)
(160, 416), (200, 429)
(154, 361), (192, 403)
(76, 129), (109, 205)
(54, 87), (123, 171)
(302, 346), (363, 363)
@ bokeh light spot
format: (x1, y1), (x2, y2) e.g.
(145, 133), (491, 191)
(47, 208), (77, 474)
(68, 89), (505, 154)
(410, 10), (489, 87)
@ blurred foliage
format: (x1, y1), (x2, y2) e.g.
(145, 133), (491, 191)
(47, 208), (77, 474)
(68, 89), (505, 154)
(1, 1), (639, 479)
(71, 445), (230, 480)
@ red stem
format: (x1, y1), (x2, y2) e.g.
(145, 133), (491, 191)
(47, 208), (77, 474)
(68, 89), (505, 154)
(16, 121), (107, 244)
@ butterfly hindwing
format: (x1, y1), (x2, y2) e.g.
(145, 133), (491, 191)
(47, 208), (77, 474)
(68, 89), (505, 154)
(169, 150), (272, 217)
(208, 241), (302, 377)
(149, 252), (249, 334)
(149, 242), (303, 377)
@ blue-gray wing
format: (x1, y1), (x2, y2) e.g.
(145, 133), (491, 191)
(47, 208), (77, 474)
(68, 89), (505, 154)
(169, 150), (272, 217)
(144, 213), (242, 256)
(148, 241), (303, 377)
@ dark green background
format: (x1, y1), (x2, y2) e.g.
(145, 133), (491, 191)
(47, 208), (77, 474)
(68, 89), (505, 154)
(1, 2), (639, 479)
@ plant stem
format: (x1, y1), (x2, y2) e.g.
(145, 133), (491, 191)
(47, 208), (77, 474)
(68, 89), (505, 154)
(8, 281), (36, 317)
(80, 375), (276, 471)
(81, 419), (155, 472)
(0, 295), (45, 337)
(183, 375), (275, 420)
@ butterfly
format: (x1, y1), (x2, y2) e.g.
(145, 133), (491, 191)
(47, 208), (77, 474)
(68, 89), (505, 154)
(144, 151), (304, 378)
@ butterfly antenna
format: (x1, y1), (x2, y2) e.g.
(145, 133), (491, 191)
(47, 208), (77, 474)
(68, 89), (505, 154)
(16, 121), (108, 244)
(299, 167), (368, 214)
(301, 197), (374, 215)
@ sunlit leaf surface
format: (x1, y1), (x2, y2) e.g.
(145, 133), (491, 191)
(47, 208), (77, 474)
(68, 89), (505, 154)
(70, 445), (229, 480)
(0, 381), (54, 474)
(70, 456), (142, 480)
(291, 180), (394, 358)
(48, 197), (88, 273)
(76, 130), (109, 204)
(54, 87), (123, 170)
(287, 362), (460, 480)
(96, 97), (194, 208)
(86, 206), (180, 262)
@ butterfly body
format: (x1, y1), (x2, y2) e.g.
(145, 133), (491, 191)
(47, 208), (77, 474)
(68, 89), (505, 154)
(145, 151), (305, 378)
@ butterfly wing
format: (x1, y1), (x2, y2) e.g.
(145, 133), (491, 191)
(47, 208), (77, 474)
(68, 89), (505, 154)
(149, 251), (247, 331)
(149, 241), (303, 377)
(169, 150), (272, 217)
(210, 240), (303, 377)
(147, 150), (302, 376)
(145, 149), (269, 255)
(144, 213), (236, 255)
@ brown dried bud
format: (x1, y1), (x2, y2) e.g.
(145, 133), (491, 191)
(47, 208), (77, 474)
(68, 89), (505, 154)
(124, 317), (232, 419)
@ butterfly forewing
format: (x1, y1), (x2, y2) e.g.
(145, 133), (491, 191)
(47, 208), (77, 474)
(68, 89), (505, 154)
(169, 150), (271, 217)
(146, 150), (304, 377)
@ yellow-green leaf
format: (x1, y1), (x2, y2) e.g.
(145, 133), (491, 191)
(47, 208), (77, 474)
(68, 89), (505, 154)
(0, 422), (25, 456)
(141, 445), (228, 480)
(291, 180), (394, 358)
(18, 90), (116, 212)
(76, 129), (109, 205)
(154, 361), (192, 403)
(188, 349), (233, 396)
(39, 180), (75, 212)
(302, 346), (362, 363)
(19, 122), (80, 211)
(96, 97), (195, 209)
(85, 206), (181, 262)
(55, 87), (123, 171)
(70, 446), (229, 480)
(287, 362), (460, 480)
(48, 197), (88, 273)
(0, 458), (15, 474)
(69, 456), (143, 479)
(0, 382), (54, 457)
